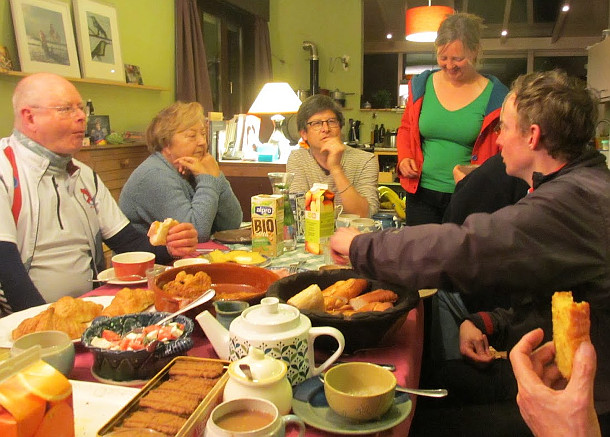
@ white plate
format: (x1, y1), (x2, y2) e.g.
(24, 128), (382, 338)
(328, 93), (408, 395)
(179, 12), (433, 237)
(97, 264), (165, 285)
(0, 296), (113, 348)
(72, 379), (139, 437)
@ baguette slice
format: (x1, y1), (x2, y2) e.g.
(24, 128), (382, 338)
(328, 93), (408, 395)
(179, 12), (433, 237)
(552, 291), (590, 379)
(148, 218), (179, 246)
(287, 284), (325, 312)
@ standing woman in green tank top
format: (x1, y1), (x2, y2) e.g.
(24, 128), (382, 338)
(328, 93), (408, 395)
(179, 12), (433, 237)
(396, 13), (509, 225)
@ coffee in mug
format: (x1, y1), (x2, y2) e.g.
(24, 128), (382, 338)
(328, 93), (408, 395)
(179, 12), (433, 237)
(205, 398), (305, 437)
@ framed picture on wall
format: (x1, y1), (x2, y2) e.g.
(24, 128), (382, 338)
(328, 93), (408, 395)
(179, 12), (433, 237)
(9, 0), (81, 77)
(72, 0), (125, 82)
(87, 115), (110, 144)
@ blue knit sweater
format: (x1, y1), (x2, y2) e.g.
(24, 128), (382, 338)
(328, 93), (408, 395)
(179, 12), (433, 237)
(119, 152), (243, 242)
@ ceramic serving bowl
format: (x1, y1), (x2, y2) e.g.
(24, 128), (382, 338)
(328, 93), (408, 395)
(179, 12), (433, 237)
(11, 330), (75, 377)
(324, 362), (396, 421)
(266, 269), (419, 353)
(152, 264), (280, 313)
(81, 312), (194, 382)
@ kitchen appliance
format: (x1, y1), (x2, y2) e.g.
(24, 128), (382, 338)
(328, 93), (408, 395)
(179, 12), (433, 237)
(383, 129), (397, 148)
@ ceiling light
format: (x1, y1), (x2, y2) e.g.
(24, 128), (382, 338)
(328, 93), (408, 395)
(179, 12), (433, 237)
(562, 5), (570, 12)
(386, 33), (393, 39)
(501, 29), (508, 37)
(405, 2), (454, 43)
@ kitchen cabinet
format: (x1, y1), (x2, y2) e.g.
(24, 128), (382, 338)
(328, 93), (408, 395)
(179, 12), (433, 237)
(75, 143), (149, 202)
(587, 38), (610, 101)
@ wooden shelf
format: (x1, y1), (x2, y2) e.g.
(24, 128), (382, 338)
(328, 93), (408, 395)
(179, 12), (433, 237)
(0, 70), (167, 91)
(374, 148), (397, 155)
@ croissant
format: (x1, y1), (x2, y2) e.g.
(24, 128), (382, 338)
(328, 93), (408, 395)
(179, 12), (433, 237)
(101, 288), (155, 317)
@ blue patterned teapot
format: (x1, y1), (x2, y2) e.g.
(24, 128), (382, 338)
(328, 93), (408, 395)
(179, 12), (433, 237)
(197, 297), (345, 386)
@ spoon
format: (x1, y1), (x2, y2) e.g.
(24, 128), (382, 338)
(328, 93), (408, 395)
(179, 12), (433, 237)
(156, 288), (216, 325)
(318, 375), (448, 398)
(126, 288), (216, 345)
(239, 363), (258, 382)
(89, 274), (146, 282)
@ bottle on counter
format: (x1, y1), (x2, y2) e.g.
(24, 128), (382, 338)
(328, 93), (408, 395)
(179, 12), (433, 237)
(85, 99), (94, 117)
(373, 124), (380, 145)
(379, 124), (386, 145)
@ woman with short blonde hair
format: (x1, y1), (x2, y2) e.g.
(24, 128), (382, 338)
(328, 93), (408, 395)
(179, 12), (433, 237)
(120, 101), (242, 242)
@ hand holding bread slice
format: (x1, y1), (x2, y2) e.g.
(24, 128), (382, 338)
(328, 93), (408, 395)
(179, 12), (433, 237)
(148, 218), (180, 246)
(552, 291), (591, 380)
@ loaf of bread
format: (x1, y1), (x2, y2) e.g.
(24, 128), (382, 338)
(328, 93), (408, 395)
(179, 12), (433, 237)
(552, 291), (590, 379)
(287, 284), (325, 312)
(321, 278), (368, 311)
(148, 218), (179, 246)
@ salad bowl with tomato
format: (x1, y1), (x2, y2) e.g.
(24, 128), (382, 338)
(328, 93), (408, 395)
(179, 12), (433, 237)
(81, 312), (194, 383)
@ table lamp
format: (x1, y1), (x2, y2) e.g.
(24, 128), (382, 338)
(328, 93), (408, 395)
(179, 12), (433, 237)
(248, 82), (302, 162)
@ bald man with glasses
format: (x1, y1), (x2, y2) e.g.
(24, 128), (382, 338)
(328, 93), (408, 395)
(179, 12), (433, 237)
(0, 73), (198, 315)
(287, 94), (379, 218)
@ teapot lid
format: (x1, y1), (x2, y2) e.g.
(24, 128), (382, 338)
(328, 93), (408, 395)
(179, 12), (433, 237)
(228, 346), (287, 385)
(240, 297), (300, 332)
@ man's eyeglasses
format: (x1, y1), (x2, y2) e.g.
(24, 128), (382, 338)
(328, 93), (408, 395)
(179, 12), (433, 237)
(30, 103), (86, 118)
(306, 118), (340, 131)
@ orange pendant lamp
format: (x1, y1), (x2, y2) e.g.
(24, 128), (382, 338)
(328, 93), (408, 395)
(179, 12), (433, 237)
(405, 2), (454, 43)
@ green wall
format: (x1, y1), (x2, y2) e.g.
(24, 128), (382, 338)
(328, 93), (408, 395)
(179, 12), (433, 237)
(0, 0), (175, 137)
(268, 0), (403, 143)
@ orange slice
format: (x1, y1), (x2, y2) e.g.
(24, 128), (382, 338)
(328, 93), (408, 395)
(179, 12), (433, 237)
(0, 374), (46, 422)
(16, 361), (72, 402)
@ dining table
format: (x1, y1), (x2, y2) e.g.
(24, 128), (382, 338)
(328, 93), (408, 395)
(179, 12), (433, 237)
(7, 239), (425, 436)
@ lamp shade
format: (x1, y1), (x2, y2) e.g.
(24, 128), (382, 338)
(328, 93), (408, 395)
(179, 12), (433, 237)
(405, 5), (454, 43)
(248, 82), (302, 114)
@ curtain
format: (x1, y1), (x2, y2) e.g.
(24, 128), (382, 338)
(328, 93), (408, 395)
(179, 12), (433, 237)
(175, 0), (213, 115)
(253, 15), (272, 94)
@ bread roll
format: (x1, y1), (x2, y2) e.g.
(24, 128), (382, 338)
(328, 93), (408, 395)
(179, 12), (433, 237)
(321, 278), (368, 300)
(148, 218), (179, 246)
(287, 284), (325, 312)
(552, 291), (590, 379)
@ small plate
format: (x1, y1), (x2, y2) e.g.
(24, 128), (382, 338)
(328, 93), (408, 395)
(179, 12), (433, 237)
(211, 227), (252, 244)
(97, 264), (165, 285)
(292, 377), (411, 435)
(0, 296), (114, 347)
(72, 380), (139, 436)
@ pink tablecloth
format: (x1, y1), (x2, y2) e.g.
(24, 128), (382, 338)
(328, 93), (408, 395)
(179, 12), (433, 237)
(77, 281), (424, 436)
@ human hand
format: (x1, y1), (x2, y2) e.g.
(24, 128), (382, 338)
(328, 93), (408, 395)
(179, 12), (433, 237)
(175, 152), (220, 178)
(398, 158), (419, 178)
(320, 137), (346, 170)
(459, 320), (494, 364)
(509, 328), (600, 437)
(165, 222), (198, 257)
(329, 227), (360, 264)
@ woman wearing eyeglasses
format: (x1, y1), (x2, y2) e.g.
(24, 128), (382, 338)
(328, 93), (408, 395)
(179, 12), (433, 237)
(119, 101), (242, 242)
(397, 12), (509, 225)
(287, 94), (379, 218)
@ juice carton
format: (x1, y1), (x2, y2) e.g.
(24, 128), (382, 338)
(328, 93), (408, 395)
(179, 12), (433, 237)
(0, 346), (74, 437)
(251, 194), (284, 257)
(304, 183), (335, 255)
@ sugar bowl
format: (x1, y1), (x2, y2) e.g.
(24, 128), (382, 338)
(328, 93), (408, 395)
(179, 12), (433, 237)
(223, 347), (293, 415)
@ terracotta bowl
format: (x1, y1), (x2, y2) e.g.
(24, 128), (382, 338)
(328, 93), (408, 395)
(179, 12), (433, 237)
(152, 263), (280, 313)
(266, 269), (419, 353)
(81, 312), (194, 382)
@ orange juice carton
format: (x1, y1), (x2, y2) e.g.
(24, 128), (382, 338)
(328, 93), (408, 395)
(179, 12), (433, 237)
(251, 194), (284, 257)
(304, 183), (335, 255)
(0, 346), (74, 437)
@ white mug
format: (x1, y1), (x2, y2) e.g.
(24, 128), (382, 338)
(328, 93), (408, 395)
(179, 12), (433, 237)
(336, 213), (360, 228)
(349, 218), (383, 233)
(205, 398), (305, 437)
